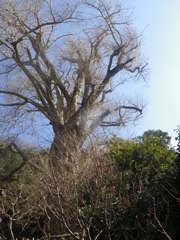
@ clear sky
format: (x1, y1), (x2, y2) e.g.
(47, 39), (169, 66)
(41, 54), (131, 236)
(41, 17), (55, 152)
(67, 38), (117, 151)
(121, 0), (180, 143)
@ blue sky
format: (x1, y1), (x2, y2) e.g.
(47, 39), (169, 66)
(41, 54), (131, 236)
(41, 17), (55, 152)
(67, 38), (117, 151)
(121, 0), (180, 143)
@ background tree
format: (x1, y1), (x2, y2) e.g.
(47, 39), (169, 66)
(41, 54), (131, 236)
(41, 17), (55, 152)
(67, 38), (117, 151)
(106, 130), (177, 240)
(136, 129), (171, 147)
(109, 130), (176, 190)
(0, 0), (146, 165)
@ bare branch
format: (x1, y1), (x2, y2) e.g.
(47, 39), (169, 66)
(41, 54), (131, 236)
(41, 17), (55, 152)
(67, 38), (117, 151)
(0, 100), (27, 107)
(152, 198), (173, 240)
(0, 90), (47, 116)
(89, 104), (142, 130)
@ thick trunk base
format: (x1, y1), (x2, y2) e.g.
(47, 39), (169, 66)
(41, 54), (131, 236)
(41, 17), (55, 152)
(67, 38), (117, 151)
(47, 127), (84, 236)
(49, 127), (83, 170)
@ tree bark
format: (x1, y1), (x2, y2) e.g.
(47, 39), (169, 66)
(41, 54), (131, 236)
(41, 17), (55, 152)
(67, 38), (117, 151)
(47, 125), (84, 236)
(49, 123), (85, 171)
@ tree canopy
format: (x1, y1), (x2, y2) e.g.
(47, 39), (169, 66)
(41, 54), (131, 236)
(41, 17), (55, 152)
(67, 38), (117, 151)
(0, 0), (146, 160)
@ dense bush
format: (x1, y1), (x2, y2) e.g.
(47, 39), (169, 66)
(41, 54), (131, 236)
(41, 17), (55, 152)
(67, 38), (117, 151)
(0, 143), (48, 239)
(0, 130), (180, 239)
(84, 130), (178, 240)
(102, 130), (177, 239)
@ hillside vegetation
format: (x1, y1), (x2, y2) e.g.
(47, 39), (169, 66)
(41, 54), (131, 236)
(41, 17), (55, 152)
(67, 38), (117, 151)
(0, 130), (179, 239)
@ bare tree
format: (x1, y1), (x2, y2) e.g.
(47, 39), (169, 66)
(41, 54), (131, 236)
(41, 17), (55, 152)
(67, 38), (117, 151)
(0, 0), (146, 165)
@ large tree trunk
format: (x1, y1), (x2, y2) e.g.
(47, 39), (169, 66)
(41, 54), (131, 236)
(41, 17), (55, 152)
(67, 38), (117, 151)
(47, 124), (85, 236)
(49, 124), (84, 170)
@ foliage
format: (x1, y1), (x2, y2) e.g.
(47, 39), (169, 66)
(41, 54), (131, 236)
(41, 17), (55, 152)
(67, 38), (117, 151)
(86, 130), (177, 239)
(0, 142), (48, 239)
(175, 127), (180, 154)
(136, 129), (171, 146)
(0, 130), (179, 239)
(109, 130), (176, 184)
